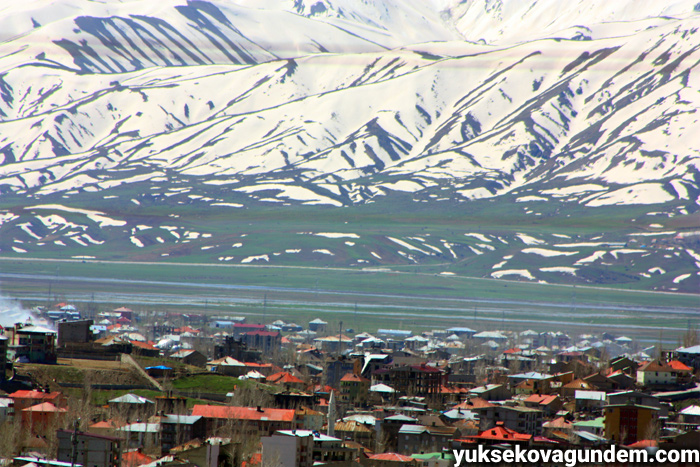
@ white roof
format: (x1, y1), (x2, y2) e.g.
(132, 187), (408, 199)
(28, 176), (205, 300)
(245, 370), (266, 379)
(680, 405), (700, 416)
(343, 414), (377, 425)
(276, 430), (339, 442)
(118, 422), (160, 433)
(19, 326), (56, 334)
(109, 393), (154, 404)
(474, 331), (507, 339)
(677, 345), (700, 354)
(369, 383), (396, 393)
(575, 390), (606, 401)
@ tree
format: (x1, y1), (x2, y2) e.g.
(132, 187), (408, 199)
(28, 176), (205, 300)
(682, 325), (699, 348)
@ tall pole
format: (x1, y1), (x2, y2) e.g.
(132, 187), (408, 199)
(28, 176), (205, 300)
(338, 321), (343, 357)
(70, 418), (80, 467)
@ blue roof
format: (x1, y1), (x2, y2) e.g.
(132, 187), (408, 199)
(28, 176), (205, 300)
(145, 365), (172, 370)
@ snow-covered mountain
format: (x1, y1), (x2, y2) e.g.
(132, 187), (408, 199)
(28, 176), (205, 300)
(1, 0), (699, 207)
(0, 0), (699, 290)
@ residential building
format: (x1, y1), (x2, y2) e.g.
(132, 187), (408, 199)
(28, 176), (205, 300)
(473, 405), (543, 435)
(462, 421), (532, 445)
(468, 384), (511, 401)
(117, 422), (161, 450)
(160, 414), (206, 452)
(339, 373), (370, 406)
(324, 356), (358, 387)
(371, 364), (443, 399)
(523, 394), (562, 417)
(9, 390), (66, 412)
(673, 344), (700, 369)
(191, 405), (296, 437)
(575, 390), (607, 413)
(262, 430), (354, 467)
(56, 430), (122, 467)
(308, 319), (328, 332)
(169, 349), (207, 367)
(396, 424), (459, 455)
(636, 360), (680, 387)
(21, 402), (67, 435)
(108, 393), (155, 420)
(0, 335), (8, 381)
(334, 420), (375, 448)
(243, 330), (281, 354)
(604, 403), (659, 445)
(6, 324), (57, 363)
(57, 319), (94, 347)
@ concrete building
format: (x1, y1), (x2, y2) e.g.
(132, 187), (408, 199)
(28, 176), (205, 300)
(473, 405), (543, 436)
(604, 403), (659, 445)
(262, 430), (354, 467)
(57, 319), (94, 347)
(160, 414), (206, 452)
(6, 324), (57, 363)
(0, 335), (7, 382)
(57, 430), (122, 467)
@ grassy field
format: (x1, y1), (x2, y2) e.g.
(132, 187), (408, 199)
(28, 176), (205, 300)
(1, 255), (697, 343)
(1, 192), (698, 343)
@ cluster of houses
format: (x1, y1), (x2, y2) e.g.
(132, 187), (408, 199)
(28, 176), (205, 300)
(1, 304), (700, 467)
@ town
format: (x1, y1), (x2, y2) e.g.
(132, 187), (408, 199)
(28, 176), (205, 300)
(0, 303), (699, 467)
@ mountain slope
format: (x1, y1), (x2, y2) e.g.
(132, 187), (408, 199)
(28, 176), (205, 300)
(0, 0), (699, 292)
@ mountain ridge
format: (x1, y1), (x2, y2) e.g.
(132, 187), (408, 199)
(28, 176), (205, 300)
(0, 0), (699, 292)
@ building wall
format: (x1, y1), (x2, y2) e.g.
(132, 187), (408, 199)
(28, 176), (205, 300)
(262, 434), (313, 467)
(637, 370), (676, 386)
(57, 431), (122, 467)
(58, 320), (94, 347)
(604, 406), (658, 444)
(0, 337), (7, 382)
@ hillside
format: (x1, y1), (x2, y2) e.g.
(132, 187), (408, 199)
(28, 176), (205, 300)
(0, 0), (699, 293)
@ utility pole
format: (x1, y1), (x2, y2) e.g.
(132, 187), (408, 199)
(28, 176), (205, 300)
(338, 321), (343, 358)
(70, 418), (81, 467)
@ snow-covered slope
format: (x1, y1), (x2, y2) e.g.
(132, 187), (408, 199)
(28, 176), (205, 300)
(0, 0), (699, 290)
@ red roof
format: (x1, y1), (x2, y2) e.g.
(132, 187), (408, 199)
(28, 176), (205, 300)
(503, 347), (522, 354)
(233, 324), (266, 329)
(241, 453), (262, 467)
(533, 436), (561, 444)
(543, 417), (573, 429)
(191, 405), (295, 422)
(9, 390), (62, 400)
(470, 423), (532, 442)
(626, 439), (658, 448)
(341, 373), (369, 383)
(455, 397), (494, 409)
(268, 372), (304, 385)
(244, 330), (281, 337)
(22, 402), (67, 413)
(525, 394), (559, 405)
(638, 360), (673, 372)
(368, 453), (415, 462)
(90, 419), (123, 429)
(122, 450), (155, 467)
(409, 363), (442, 373)
(130, 340), (158, 351)
(245, 362), (273, 368)
(439, 385), (469, 394)
(668, 360), (691, 371)
(313, 385), (335, 394)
